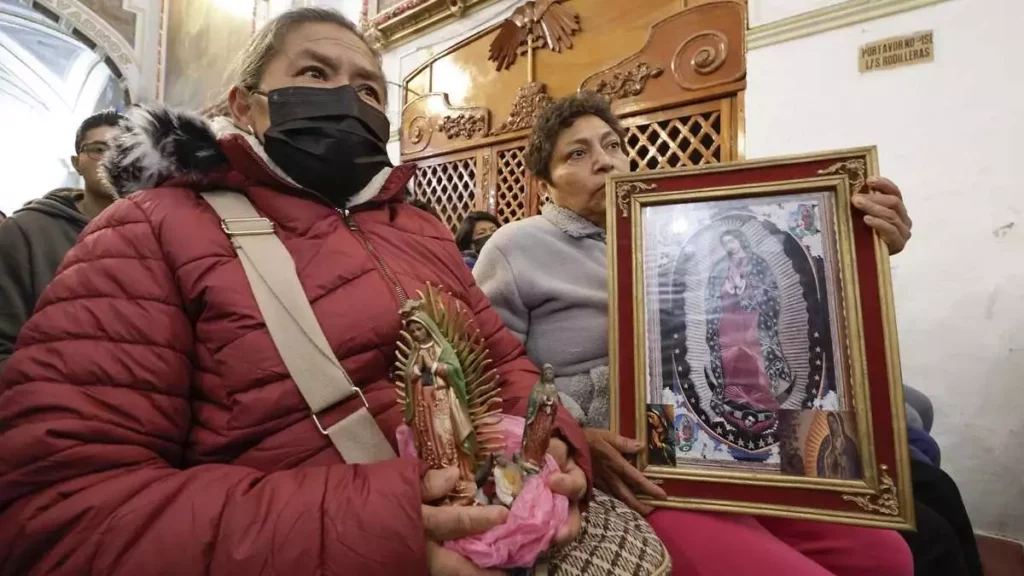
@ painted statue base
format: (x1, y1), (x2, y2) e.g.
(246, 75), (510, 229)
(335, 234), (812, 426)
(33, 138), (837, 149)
(397, 414), (569, 569)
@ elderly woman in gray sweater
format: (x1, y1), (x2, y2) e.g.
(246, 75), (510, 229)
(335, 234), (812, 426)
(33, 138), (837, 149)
(474, 92), (917, 575)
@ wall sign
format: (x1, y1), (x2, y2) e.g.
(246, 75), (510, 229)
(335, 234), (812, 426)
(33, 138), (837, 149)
(859, 30), (934, 73)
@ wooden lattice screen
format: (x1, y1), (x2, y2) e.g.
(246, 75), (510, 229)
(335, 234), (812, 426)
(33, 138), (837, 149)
(626, 109), (722, 172)
(411, 155), (477, 231)
(407, 102), (731, 228)
(523, 103), (727, 214)
(494, 146), (529, 224)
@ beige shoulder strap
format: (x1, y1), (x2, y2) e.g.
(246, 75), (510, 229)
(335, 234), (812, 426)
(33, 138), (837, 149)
(201, 191), (395, 464)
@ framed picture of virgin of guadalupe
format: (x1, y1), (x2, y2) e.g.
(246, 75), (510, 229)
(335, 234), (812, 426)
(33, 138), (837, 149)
(607, 147), (915, 530)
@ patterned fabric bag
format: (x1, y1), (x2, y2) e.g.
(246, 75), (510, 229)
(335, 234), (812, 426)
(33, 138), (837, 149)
(540, 490), (672, 576)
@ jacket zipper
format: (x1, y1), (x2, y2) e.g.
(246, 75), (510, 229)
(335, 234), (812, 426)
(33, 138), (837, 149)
(338, 208), (409, 305)
(233, 143), (409, 305)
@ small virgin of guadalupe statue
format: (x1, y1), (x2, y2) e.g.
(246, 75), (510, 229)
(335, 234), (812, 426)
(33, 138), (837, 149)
(394, 286), (505, 506)
(520, 364), (559, 474)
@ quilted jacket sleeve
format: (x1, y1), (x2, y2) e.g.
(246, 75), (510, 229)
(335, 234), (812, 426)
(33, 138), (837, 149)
(450, 244), (593, 493)
(0, 198), (428, 576)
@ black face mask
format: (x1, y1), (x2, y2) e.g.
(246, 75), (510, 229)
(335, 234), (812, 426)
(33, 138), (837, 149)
(254, 85), (392, 207)
(472, 234), (492, 254)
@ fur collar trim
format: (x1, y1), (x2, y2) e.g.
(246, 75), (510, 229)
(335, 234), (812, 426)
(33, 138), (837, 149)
(102, 105), (224, 199)
(207, 115), (299, 189)
(102, 104), (395, 208)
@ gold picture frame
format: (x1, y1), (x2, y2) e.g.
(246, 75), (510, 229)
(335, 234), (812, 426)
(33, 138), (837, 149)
(606, 147), (914, 529)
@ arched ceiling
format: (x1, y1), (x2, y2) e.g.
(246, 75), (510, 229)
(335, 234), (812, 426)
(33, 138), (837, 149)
(2, 0), (162, 101)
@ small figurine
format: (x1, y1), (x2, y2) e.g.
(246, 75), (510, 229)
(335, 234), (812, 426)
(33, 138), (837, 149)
(521, 364), (559, 474)
(395, 301), (570, 569)
(394, 286), (505, 506)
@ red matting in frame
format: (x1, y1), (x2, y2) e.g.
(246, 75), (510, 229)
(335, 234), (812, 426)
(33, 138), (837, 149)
(607, 147), (915, 529)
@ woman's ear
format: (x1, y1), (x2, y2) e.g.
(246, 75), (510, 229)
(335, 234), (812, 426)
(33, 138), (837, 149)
(227, 86), (262, 136)
(227, 86), (249, 124)
(537, 177), (556, 204)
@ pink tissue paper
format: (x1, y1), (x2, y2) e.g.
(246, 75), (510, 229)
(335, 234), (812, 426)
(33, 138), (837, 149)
(396, 414), (569, 568)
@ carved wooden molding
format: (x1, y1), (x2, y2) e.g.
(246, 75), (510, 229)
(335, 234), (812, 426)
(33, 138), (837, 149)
(482, 153), (494, 210)
(401, 92), (491, 154)
(579, 1), (745, 111)
(748, 0), (950, 50)
(399, 1), (748, 160)
(440, 113), (487, 140)
(671, 29), (735, 90)
(491, 82), (554, 136)
(361, 0), (501, 50)
(591, 62), (664, 101)
(488, 0), (581, 74)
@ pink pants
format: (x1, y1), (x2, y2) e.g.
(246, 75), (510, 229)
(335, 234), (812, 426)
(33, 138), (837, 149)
(647, 509), (913, 576)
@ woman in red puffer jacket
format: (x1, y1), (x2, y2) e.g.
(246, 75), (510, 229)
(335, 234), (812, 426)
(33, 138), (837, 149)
(0, 7), (590, 576)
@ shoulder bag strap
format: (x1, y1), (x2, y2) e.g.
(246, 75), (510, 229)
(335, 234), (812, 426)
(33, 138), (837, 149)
(200, 190), (396, 464)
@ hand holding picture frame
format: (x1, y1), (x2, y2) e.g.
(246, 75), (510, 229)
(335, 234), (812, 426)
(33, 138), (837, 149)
(607, 147), (914, 529)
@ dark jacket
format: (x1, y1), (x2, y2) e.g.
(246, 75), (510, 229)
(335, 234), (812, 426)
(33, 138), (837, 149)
(0, 189), (88, 375)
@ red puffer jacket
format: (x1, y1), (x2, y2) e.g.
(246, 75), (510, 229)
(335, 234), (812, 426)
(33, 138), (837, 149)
(0, 107), (590, 575)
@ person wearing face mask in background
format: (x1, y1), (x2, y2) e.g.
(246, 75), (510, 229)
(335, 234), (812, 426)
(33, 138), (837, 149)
(0, 8), (592, 576)
(455, 211), (501, 270)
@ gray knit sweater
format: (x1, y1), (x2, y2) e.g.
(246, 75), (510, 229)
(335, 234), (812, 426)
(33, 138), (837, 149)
(474, 204), (612, 427)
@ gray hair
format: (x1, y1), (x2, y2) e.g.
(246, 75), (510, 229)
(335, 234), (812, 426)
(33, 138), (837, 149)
(204, 7), (382, 117)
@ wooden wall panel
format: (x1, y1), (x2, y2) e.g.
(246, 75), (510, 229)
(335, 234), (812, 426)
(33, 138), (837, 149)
(401, 0), (747, 225)
(403, 0), (682, 130)
(402, 0), (746, 162)
(579, 2), (746, 118)
(526, 0), (683, 98)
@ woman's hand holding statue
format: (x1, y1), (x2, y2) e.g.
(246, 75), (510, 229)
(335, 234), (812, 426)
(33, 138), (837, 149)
(422, 444), (588, 574)
(584, 428), (667, 515)
(422, 468), (508, 575)
(547, 437), (589, 547)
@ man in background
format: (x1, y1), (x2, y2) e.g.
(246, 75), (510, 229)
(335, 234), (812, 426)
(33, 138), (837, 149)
(0, 110), (126, 374)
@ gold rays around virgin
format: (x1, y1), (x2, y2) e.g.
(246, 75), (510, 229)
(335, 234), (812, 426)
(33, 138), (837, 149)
(394, 284), (506, 462)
